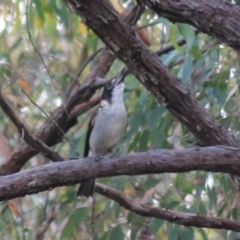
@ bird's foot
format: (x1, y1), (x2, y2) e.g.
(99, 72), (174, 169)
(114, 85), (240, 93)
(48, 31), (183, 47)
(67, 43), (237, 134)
(94, 155), (102, 162)
(111, 152), (120, 157)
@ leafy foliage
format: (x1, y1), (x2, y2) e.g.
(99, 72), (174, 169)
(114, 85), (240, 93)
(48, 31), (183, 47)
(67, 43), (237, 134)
(0, 0), (239, 239)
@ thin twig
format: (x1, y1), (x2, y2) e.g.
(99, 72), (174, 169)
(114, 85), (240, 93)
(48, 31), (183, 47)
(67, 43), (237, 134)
(8, 206), (21, 240)
(137, 19), (162, 30)
(25, 0), (79, 156)
(167, 38), (219, 68)
(18, 199), (26, 240)
(21, 89), (80, 157)
(64, 48), (103, 100)
(91, 195), (96, 236)
(0, 88), (64, 161)
(35, 204), (59, 240)
(156, 39), (186, 56)
(76, 48), (102, 79)
(130, 1), (145, 25)
(25, 0), (59, 95)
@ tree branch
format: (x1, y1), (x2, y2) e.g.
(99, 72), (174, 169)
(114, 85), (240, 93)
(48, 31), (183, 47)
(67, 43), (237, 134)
(1, 146), (240, 201)
(69, 95), (101, 120)
(143, 0), (240, 50)
(95, 183), (240, 232)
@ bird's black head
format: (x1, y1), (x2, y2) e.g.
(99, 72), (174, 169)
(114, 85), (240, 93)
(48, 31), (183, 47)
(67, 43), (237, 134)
(102, 81), (114, 104)
(101, 68), (128, 105)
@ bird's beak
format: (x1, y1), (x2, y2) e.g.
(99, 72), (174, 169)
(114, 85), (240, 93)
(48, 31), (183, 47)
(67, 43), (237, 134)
(114, 68), (129, 85)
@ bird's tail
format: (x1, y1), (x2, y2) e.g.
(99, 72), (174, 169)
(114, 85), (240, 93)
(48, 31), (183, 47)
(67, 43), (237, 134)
(77, 179), (95, 198)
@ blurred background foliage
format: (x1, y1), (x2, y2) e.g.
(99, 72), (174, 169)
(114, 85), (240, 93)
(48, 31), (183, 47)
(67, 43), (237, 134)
(0, 0), (240, 239)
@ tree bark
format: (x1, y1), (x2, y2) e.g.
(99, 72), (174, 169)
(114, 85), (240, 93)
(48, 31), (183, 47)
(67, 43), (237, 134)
(0, 146), (240, 201)
(143, 0), (240, 50)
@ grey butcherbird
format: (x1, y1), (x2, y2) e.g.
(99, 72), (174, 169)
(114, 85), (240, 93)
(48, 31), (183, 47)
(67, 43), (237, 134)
(77, 68), (128, 198)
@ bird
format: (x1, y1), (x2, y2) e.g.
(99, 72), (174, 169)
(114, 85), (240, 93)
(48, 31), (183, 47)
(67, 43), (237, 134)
(77, 68), (128, 198)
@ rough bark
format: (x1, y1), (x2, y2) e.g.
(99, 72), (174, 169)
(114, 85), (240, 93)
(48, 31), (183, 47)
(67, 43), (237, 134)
(143, 0), (240, 50)
(1, 146), (240, 201)
(63, 0), (238, 148)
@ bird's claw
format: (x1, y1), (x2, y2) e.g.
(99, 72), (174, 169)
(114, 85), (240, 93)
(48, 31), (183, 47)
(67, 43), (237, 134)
(94, 155), (102, 162)
(111, 152), (120, 157)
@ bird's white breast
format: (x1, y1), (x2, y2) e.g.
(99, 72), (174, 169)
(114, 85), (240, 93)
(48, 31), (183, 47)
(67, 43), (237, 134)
(89, 103), (127, 156)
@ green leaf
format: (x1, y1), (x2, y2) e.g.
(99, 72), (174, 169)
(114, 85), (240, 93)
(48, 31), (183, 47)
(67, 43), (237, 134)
(99, 231), (109, 240)
(181, 228), (194, 240)
(167, 223), (179, 240)
(139, 129), (149, 151)
(179, 54), (193, 84)
(130, 229), (137, 240)
(167, 135), (181, 144)
(177, 23), (195, 50)
(9, 37), (22, 53)
(150, 218), (164, 235)
(170, 24), (182, 53)
(32, 0), (45, 21)
(197, 228), (208, 240)
(93, 233), (99, 240)
(60, 207), (87, 239)
(128, 132), (141, 152)
(125, 76), (139, 90)
(33, 70), (55, 104)
(109, 225), (124, 240)
(191, 45), (203, 60)
(144, 178), (161, 189)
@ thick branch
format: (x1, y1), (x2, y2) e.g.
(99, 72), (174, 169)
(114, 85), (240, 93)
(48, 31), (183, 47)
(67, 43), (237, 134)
(1, 146), (240, 201)
(143, 0), (240, 50)
(63, 0), (238, 148)
(95, 183), (240, 232)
